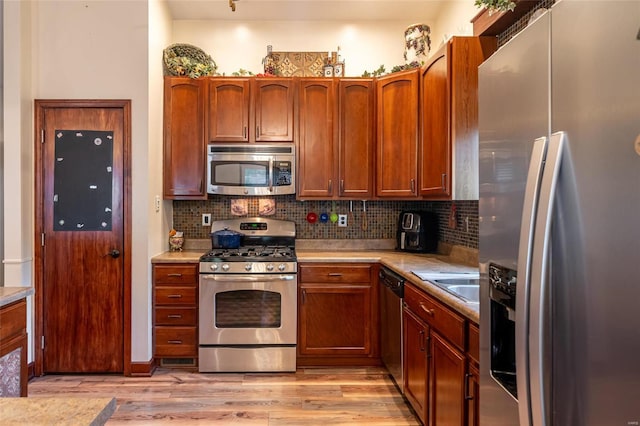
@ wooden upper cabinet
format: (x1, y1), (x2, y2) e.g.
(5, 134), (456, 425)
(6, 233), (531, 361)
(420, 51), (450, 197)
(297, 78), (336, 198)
(376, 69), (420, 198)
(297, 78), (375, 200)
(253, 78), (295, 142)
(420, 36), (497, 200)
(163, 76), (207, 199)
(338, 79), (375, 199)
(208, 78), (250, 142)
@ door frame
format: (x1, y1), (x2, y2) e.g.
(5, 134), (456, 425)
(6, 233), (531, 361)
(33, 99), (132, 376)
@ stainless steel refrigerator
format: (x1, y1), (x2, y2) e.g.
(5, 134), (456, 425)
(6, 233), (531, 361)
(478, 1), (640, 425)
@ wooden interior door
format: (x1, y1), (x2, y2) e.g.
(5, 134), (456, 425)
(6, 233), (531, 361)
(35, 101), (129, 373)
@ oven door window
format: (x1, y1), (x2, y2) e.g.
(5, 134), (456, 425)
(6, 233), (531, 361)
(211, 161), (269, 187)
(215, 289), (281, 328)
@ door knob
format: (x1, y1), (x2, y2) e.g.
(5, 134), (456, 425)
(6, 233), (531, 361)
(108, 249), (121, 258)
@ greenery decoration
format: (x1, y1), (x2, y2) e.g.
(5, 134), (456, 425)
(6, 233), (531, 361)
(474, 0), (517, 14)
(391, 61), (421, 74)
(361, 65), (386, 77)
(163, 43), (218, 78)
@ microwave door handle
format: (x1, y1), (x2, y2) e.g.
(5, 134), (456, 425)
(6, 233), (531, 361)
(268, 158), (274, 192)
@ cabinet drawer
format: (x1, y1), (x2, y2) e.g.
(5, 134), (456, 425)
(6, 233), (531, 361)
(0, 300), (27, 341)
(153, 264), (197, 285)
(155, 287), (197, 305)
(155, 327), (197, 356)
(468, 322), (480, 365)
(404, 284), (465, 350)
(155, 307), (197, 326)
(300, 264), (372, 283)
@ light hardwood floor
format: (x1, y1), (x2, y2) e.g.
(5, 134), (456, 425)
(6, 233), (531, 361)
(28, 367), (420, 425)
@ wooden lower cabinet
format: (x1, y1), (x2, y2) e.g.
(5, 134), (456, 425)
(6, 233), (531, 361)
(403, 308), (429, 423)
(153, 263), (198, 368)
(403, 283), (472, 425)
(297, 263), (380, 366)
(431, 331), (466, 425)
(0, 299), (28, 397)
(466, 362), (480, 426)
(466, 322), (480, 426)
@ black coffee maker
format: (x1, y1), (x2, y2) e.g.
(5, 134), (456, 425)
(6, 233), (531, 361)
(396, 211), (438, 253)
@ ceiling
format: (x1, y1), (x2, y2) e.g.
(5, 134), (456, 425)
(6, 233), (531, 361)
(165, 0), (450, 22)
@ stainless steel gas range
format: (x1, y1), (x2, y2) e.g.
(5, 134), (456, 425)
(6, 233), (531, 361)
(198, 217), (297, 372)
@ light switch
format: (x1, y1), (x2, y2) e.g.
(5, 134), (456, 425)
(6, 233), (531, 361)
(202, 213), (211, 226)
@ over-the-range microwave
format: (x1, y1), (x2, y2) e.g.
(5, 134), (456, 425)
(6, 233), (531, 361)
(207, 143), (296, 196)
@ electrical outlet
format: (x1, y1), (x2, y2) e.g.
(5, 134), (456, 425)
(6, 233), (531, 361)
(338, 214), (348, 227)
(154, 195), (161, 213)
(202, 213), (211, 226)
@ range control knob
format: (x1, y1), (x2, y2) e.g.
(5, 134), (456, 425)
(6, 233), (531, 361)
(210, 264), (219, 271)
(245, 263), (253, 271)
(278, 263), (287, 272)
(222, 264), (230, 272)
(266, 264), (275, 272)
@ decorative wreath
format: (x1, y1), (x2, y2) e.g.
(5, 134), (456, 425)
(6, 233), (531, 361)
(163, 43), (218, 78)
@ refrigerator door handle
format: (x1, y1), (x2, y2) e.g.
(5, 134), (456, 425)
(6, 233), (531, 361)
(515, 136), (548, 426)
(529, 131), (566, 426)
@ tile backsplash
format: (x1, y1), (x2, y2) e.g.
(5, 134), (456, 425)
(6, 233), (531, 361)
(173, 196), (478, 249)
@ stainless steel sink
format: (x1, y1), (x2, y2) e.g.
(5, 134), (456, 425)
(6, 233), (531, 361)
(410, 270), (480, 304)
(433, 282), (479, 303)
(432, 278), (480, 286)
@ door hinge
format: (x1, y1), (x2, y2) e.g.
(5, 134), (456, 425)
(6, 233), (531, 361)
(41, 335), (45, 349)
(41, 233), (45, 247)
(41, 129), (45, 144)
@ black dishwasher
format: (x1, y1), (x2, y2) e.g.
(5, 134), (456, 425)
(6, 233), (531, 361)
(378, 266), (405, 392)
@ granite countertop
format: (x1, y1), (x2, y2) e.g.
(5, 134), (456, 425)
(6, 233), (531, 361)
(0, 397), (116, 426)
(0, 287), (34, 308)
(151, 244), (480, 323)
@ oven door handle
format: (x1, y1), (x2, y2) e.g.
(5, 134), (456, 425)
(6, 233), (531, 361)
(200, 274), (296, 282)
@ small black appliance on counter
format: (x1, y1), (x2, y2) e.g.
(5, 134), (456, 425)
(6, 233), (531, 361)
(396, 211), (438, 253)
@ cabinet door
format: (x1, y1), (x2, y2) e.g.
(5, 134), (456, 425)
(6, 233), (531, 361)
(376, 69), (419, 198)
(420, 50), (451, 197)
(338, 79), (375, 199)
(403, 307), (428, 424)
(253, 78), (294, 142)
(297, 79), (336, 198)
(209, 78), (250, 142)
(430, 331), (466, 426)
(298, 283), (373, 356)
(466, 362), (480, 426)
(163, 77), (207, 199)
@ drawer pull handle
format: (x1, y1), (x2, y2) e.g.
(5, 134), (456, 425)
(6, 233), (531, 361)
(167, 340), (183, 344)
(167, 294), (183, 299)
(465, 373), (474, 400)
(328, 273), (343, 277)
(167, 273), (183, 277)
(419, 303), (434, 316)
(167, 314), (182, 319)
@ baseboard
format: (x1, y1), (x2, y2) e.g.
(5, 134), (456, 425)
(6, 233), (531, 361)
(28, 361), (35, 380)
(129, 358), (156, 377)
(296, 357), (383, 367)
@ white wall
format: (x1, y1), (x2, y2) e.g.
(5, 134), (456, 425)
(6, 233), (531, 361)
(173, 20), (412, 77)
(27, 0), (153, 363)
(172, 2), (482, 77)
(145, 0), (174, 362)
(3, 0), (35, 360)
(0, 0), (4, 286)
